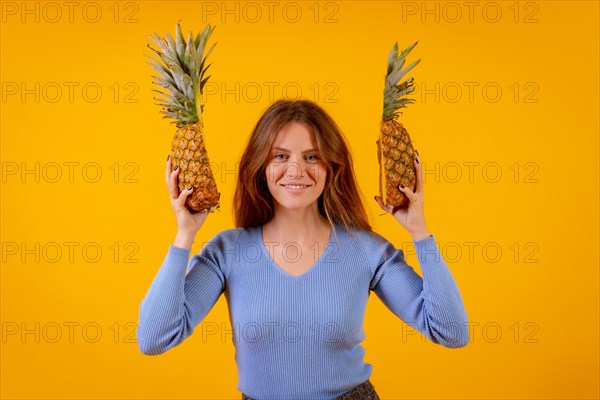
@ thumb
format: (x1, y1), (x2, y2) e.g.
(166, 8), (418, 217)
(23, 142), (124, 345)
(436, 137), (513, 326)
(374, 195), (386, 210)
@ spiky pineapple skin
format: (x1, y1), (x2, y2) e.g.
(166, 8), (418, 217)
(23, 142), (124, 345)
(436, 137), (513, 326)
(171, 122), (220, 213)
(378, 119), (416, 207)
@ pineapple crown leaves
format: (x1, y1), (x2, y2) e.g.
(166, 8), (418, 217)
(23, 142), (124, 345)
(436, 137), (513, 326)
(146, 21), (216, 126)
(383, 41), (420, 121)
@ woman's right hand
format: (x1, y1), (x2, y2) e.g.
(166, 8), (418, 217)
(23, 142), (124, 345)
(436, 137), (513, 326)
(166, 156), (209, 236)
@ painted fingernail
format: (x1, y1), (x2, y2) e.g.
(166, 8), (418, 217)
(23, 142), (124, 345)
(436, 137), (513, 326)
(187, 186), (193, 191)
(400, 184), (405, 188)
(174, 165), (178, 171)
(415, 149), (419, 155)
(416, 157), (419, 164)
(167, 155), (170, 161)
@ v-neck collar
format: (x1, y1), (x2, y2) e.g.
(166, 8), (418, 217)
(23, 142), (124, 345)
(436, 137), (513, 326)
(256, 224), (336, 279)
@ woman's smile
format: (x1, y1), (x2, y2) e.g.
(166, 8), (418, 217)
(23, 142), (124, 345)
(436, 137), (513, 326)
(280, 183), (313, 192)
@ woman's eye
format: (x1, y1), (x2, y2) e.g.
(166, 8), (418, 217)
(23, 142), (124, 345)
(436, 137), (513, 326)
(272, 154), (319, 161)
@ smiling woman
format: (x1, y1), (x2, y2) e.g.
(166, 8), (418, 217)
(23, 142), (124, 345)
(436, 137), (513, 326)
(234, 99), (372, 235)
(137, 98), (470, 400)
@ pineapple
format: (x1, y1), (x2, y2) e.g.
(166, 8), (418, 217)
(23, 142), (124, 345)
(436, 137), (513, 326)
(147, 22), (220, 213)
(377, 41), (421, 208)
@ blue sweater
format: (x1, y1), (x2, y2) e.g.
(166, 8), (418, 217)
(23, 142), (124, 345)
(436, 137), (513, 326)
(137, 224), (469, 399)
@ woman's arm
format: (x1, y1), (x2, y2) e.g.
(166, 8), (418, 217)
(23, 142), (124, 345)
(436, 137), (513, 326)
(136, 156), (226, 355)
(370, 234), (469, 348)
(372, 149), (469, 348)
(136, 233), (227, 356)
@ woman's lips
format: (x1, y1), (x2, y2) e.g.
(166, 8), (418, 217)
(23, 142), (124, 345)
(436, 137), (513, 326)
(280, 184), (312, 192)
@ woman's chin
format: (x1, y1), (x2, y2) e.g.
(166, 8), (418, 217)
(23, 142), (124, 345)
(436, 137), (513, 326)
(273, 199), (320, 212)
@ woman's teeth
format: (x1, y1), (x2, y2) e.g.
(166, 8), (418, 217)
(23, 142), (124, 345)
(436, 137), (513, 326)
(283, 184), (309, 189)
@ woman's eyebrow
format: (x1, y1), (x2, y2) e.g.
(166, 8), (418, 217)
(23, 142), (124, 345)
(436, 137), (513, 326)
(272, 147), (319, 153)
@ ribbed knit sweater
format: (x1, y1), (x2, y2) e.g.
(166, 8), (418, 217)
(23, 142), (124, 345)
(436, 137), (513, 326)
(137, 223), (469, 399)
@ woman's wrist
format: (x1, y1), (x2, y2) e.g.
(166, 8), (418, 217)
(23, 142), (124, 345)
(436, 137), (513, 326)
(173, 230), (197, 249)
(410, 228), (432, 242)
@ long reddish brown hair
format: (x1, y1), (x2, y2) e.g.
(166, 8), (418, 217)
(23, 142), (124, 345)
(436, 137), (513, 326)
(233, 99), (372, 233)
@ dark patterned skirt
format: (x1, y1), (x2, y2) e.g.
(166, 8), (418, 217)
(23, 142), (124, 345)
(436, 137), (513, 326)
(241, 379), (380, 400)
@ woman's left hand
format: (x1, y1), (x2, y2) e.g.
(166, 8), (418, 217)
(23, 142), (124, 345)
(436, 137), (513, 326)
(375, 149), (431, 240)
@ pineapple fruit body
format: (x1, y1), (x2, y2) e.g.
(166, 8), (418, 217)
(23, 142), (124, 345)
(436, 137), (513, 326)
(171, 122), (220, 213)
(377, 41), (420, 208)
(378, 120), (416, 208)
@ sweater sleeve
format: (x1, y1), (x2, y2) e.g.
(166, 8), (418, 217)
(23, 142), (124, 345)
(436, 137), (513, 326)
(369, 234), (470, 348)
(136, 233), (228, 356)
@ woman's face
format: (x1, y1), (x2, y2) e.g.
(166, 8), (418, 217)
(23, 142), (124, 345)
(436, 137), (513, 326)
(265, 122), (327, 212)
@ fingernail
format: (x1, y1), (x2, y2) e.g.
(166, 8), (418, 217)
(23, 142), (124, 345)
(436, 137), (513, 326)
(174, 165), (178, 171)
(187, 186), (193, 191)
(167, 155), (170, 161)
(400, 184), (405, 188)
(415, 149), (419, 155)
(416, 157), (419, 164)
(373, 196), (377, 201)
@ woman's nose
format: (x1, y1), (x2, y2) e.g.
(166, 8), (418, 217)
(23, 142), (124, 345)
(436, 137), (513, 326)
(284, 161), (305, 179)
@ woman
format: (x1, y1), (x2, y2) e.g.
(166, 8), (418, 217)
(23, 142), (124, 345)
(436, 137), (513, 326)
(137, 99), (469, 400)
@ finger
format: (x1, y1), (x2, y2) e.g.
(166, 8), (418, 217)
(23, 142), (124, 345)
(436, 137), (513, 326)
(375, 195), (396, 215)
(398, 184), (417, 204)
(175, 185), (193, 207)
(374, 195), (386, 210)
(414, 150), (423, 193)
(375, 195), (395, 213)
(165, 155), (172, 184)
(169, 165), (181, 199)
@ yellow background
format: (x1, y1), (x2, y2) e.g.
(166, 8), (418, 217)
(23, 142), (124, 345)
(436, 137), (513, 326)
(1, 1), (598, 399)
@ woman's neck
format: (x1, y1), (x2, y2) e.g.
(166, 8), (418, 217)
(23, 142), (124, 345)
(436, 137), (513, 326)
(263, 207), (330, 246)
